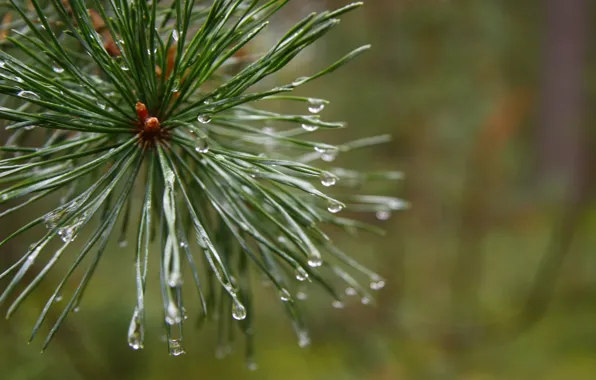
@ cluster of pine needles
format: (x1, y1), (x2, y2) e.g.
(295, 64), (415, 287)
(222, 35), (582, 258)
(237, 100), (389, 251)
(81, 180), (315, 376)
(0, 0), (405, 364)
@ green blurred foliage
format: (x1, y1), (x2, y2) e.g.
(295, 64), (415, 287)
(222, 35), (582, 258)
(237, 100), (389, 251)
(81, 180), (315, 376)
(2, 0), (596, 379)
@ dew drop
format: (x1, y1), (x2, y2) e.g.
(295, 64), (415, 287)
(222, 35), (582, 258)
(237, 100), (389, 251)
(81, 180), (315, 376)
(294, 267), (309, 281)
(194, 136), (209, 153)
(0, 60), (5, 68)
(370, 279), (386, 290)
(169, 338), (186, 356)
(332, 300), (345, 309)
(315, 146), (339, 162)
(321, 151), (338, 162)
(52, 66), (64, 73)
(165, 302), (182, 325)
(279, 288), (292, 302)
(320, 172), (337, 187)
(232, 298), (247, 320)
(307, 98), (325, 113)
(298, 330), (311, 348)
(301, 124), (318, 132)
(73, 306), (80, 313)
(17, 90), (40, 100)
(97, 102), (107, 110)
(54, 295), (63, 303)
(345, 287), (357, 296)
(327, 200), (343, 214)
(24, 125), (36, 130)
(121, 64), (129, 71)
(292, 76), (308, 86)
(57, 215), (86, 243)
(307, 256), (322, 267)
(247, 360), (258, 371)
(197, 114), (211, 124)
(296, 291), (308, 300)
(361, 297), (372, 305)
(127, 308), (144, 350)
(167, 271), (183, 287)
(172, 29), (179, 42)
(118, 240), (128, 248)
(375, 210), (391, 221)
(171, 80), (180, 93)
(179, 241), (188, 248)
(388, 198), (408, 210)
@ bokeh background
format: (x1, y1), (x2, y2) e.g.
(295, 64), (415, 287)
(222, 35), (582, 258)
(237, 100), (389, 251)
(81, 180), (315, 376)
(2, 0), (596, 378)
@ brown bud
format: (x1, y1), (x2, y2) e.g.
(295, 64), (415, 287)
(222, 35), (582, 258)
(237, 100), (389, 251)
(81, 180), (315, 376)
(135, 102), (149, 122)
(145, 117), (160, 132)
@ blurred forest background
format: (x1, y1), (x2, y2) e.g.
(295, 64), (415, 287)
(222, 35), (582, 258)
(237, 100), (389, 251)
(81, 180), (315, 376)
(2, 0), (596, 379)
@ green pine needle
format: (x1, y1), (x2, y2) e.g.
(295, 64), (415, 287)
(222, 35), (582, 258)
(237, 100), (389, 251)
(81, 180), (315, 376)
(0, 0), (406, 363)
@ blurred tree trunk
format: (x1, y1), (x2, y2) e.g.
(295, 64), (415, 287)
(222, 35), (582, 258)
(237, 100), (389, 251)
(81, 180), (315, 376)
(539, 0), (587, 193)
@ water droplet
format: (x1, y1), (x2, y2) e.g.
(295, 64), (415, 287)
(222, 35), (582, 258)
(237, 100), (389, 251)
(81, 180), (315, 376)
(370, 279), (386, 290)
(121, 65), (129, 71)
(332, 300), (344, 309)
(127, 308), (144, 350)
(169, 338), (186, 356)
(24, 125), (36, 130)
(294, 267), (309, 281)
(247, 360), (258, 371)
(321, 151), (338, 162)
(165, 302), (182, 325)
(171, 79), (180, 93)
(57, 214), (86, 242)
(320, 172), (337, 187)
(298, 330), (311, 348)
(118, 240), (128, 248)
(97, 102), (106, 110)
(307, 256), (322, 268)
(73, 306), (80, 313)
(52, 66), (64, 73)
(232, 298), (247, 320)
(301, 124), (318, 132)
(361, 297), (372, 305)
(172, 29), (179, 42)
(17, 90), (40, 100)
(292, 76), (308, 86)
(307, 99), (325, 113)
(327, 200), (343, 214)
(0, 61), (5, 68)
(197, 114), (211, 124)
(194, 136), (209, 153)
(179, 241), (188, 248)
(167, 271), (183, 287)
(390, 199), (409, 210)
(279, 288), (292, 302)
(376, 210), (391, 220)
(315, 146), (338, 162)
(345, 287), (357, 296)
(54, 295), (63, 303)
(297, 291), (308, 300)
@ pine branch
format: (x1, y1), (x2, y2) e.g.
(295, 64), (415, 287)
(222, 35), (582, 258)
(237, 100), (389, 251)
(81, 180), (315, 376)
(0, 0), (406, 365)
